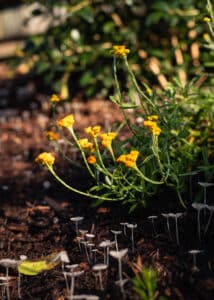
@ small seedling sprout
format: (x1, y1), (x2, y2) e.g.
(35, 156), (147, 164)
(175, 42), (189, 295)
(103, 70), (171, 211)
(110, 249), (128, 294)
(63, 270), (84, 299)
(99, 240), (115, 265)
(188, 250), (202, 272)
(0, 259), (20, 300)
(205, 205), (214, 234)
(111, 230), (122, 252)
(70, 217), (84, 235)
(161, 213), (172, 240)
(168, 213), (183, 246)
(147, 216), (158, 236)
(192, 203), (207, 241)
(120, 222), (128, 236)
(92, 263), (108, 290)
(126, 223), (137, 253)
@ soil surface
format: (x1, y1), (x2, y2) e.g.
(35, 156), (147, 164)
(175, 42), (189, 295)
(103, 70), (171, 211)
(1, 77), (214, 300)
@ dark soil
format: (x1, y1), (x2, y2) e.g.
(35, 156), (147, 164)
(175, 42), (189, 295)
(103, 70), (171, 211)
(1, 78), (214, 300)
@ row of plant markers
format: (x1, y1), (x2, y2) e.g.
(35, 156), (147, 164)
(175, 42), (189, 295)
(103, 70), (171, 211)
(1, 191), (214, 300)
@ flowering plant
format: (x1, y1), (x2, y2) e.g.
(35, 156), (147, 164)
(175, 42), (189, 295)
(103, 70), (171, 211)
(36, 43), (213, 212)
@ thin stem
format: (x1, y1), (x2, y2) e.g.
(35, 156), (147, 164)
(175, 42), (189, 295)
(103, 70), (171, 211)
(175, 217), (180, 246)
(68, 127), (95, 179)
(134, 166), (163, 185)
(205, 210), (213, 234)
(47, 165), (124, 202)
(197, 210), (201, 241)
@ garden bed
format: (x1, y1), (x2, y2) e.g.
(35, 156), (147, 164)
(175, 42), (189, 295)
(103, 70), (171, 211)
(0, 93), (214, 300)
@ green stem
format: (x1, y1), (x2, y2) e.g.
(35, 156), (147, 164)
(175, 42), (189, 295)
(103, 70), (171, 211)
(124, 56), (156, 112)
(47, 165), (124, 201)
(134, 166), (163, 185)
(93, 137), (113, 177)
(68, 127), (95, 179)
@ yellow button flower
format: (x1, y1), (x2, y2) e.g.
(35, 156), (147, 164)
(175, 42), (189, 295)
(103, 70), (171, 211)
(100, 132), (117, 149)
(111, 45), (130, 58)
(117, 150), (139, 168)
(203, 17), (211, 22)
(143, 116), (161, 136)
(84, 126), (101, 138)
(35, 152), (55, 167)
(50, 94), (60, 103)
(57, 114), (74, 128)
(45, 131), (59, 141)
(78, 138), (94, 151)
(87, 155), (96, 164)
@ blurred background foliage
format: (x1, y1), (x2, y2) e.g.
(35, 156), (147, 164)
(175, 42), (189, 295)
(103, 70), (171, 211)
(14, 0), (211, 99)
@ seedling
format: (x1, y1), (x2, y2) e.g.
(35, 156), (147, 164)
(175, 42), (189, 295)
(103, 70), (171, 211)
(188, 250), (202, 272)
(120, 222), (128, 236)
(0, 259), (19, 300)
(111, 230), (122, 251)
(92, 263), (108, 290)
(99, 240), (115, 265)
(70, 217), (84, 235)
(110, 249), (128, 294)
(198, 182), (214, 207)
(126, 223), (137, 253)
(192, 203), (207, 241)
(147, 216), (158, 236)
(63, 270), (84, 299)
(64, 264), (79, 292)
(204, 205), (214, 234)
(162, 213), (172, 240)
(169, 213), (183, 246)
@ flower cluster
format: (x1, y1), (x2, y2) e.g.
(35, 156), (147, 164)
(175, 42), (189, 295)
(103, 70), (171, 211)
(117, 150), (139, 168)
(45, 131), (59, 141)
(57, 114), (74, 128)
(35, 152), (55, 167)
(50, 94), (60, 103)
(111, 45), (130, 58)
(100, 132), (117, 150)
(85, 126), (101, 138)
(143, 115), (161, 136)
(78, 138), (94, 152)
(203, 17), (211, 22)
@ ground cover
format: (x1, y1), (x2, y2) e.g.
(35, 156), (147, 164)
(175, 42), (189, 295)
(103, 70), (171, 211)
(0, 92), (214, 299)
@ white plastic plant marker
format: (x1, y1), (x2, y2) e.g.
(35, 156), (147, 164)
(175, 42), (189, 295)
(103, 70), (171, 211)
(92, 263), (108, 290)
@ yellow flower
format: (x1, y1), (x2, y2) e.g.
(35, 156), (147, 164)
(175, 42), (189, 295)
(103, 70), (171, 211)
(84, 126), (101, 138)
(78, 138), (94, 151)
(117, 150), (139, 168)
(146, 87), (152, 96)
(100, 132), (117, 149)
(50, 94), (60, 103)
(57, 114), (74, 128)
(111, 45), (130, 58)
(35, 152), (55, 167)
(203, 33), (210, 41)
(152, 126), (161, 136)
(148, 115), (158, 121)
(143, 116), (161, 136)
(203, 17), (211, 22)
(87, 155), (96, 164)
(45, 131), (59, 141)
